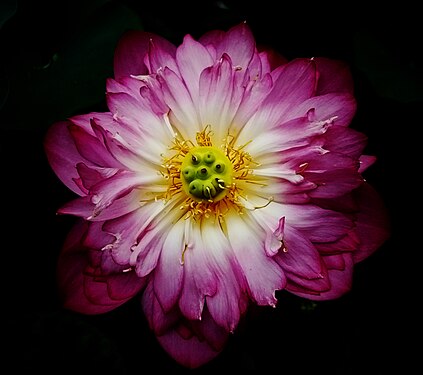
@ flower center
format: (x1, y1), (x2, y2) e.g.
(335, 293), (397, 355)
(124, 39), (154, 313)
(180, 146), (233, 202)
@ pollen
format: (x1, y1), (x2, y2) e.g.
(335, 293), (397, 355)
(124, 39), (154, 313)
(160, 126), (267, 221)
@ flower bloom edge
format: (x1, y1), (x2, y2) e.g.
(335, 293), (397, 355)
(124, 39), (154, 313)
(44, 22), (390, 368)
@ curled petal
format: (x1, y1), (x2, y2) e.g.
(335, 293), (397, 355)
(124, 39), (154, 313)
(57, 220), (145, 314)
(142, 282), (228, 369)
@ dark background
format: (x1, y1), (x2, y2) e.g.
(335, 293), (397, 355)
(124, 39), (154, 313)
(1, 0), (420, 373)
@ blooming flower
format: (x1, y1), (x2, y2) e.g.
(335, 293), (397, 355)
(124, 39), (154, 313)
(44, 22), (390, 368)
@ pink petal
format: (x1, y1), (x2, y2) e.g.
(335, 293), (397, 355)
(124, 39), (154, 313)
(232, 72), (273, 129)
(260, 58), (317, 126)
(314, 57), (354, 95)
(179, 222), (218, 319)
(226, 214), (286, 307)
(102, 203), (165, 265)
(153, 220), (185, 311)
(275, 224), (324, 279)
(176, 34), (214, 104)
(147, 34), (178, 74)
(258, 46), (288, 70)
(88, 170), (159, 217)
(57, 220), (144, 314)
(352, 183), (391, 263)
(213, 22), (255, 69)
(106, 76), (146, 97)
(291, 253), (355, 300)
(286, 92), (357, 127)
(156, 67), (201, 136)
(323, 126), (368, 158)
(113, 30), (175, 79)
(280, 203), (354, 242)
(44, 121), (89, 195)
(142, 282), (228, 369)
(315, 229), (360, 254)
(200, 221), (247, 331)
(304, 153), (363, 198)
(68, 124), (121, 167)
(285, 265), (330, 295)
(199, 54), (242, 140)
(359, 155), (377, 173)
(157, 313), (228, 369)
(70, 111), (119, 135)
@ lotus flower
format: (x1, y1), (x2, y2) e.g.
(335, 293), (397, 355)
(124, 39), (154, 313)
(44, 22), (390, 368)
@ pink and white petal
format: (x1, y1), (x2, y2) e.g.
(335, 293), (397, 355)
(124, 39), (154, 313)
(44, 121), (90, 195)
(176, 34), (214, 104)
(225, 213), (286, 306)
(90, 119), (164, 171)
(213, 22), (255, 70)
(231, 72), (273, 132)
(89, 170), (161, 216)
(147, 35), (178, 74)
(352, 183), (391, 263)
(200, 220), (246, 331)
(153, 220), (186, 311)
(236, 59), (317, 143)
(199, 54), (242, 141)
(57, 220), (143, 314)
(70, 112), (117, 135)
(113, 31), (167, 79)
(244, 116), (328, 158)
(314, 57), (354, 95)
(157, 67), (201, 137)
(133, 224), (167, 277)
(259, 58), (317, 125)
(275, 224), (324, 279)
(103, 202), (166, 264)
(129, 198), (187, 273)
(178, 223), (218, 320)
(106, 92), (172, 151)
(285, 92), (357, 127)
(271, 202), (353, 242)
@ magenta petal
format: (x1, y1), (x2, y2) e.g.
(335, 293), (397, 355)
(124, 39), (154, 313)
(156, 310), (228, 369)
(352, 183), (391, 263)
(314, 57), (354, 95)
(44, 121), (88, 195)
(275, 224), (323, 279)
(214, 22), (255, 69)
(57, 220), (144, 314)
(68, 124), (120, 167)
(113, 31), (170, 79)
(142, 281), (228, 368)
(292, 253), (355, 301)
